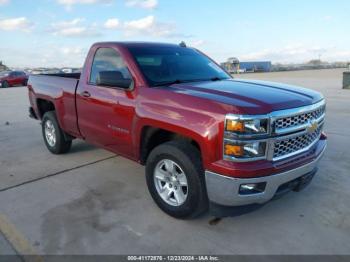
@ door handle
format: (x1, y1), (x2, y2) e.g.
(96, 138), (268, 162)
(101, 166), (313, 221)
(81, 91), (91, 98)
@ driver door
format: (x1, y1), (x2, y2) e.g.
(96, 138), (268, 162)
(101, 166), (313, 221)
(76, 47), (136, 156)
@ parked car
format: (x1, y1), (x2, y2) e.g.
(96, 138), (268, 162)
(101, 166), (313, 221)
(27, 42), (327, 219)
(0, 71), (28, 88)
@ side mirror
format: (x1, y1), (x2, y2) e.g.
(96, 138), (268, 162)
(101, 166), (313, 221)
(96, 71), (133, 89)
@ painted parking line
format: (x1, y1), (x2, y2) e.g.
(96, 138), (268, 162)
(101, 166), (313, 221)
(0, 214), (43, 262)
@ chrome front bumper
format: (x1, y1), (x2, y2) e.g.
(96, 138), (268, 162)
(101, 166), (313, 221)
(205, 143), (326, 206)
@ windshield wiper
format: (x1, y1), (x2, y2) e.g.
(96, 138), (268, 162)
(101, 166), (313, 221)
(153, 79), (193, 87)
(210, 77), (228, 81)
(152, 77), (229, 87)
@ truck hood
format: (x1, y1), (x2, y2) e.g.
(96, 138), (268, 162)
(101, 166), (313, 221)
(167, 79), (323, 114)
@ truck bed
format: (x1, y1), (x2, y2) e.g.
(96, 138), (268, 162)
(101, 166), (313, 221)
(39, 73), (81, 79)
(29, 73), (80, 94)
(28, 73), (81, 137)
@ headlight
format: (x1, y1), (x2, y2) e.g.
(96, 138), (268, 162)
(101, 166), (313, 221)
(224, 114), (270, 161)
(224, 141), (267, 160)
(225, 116), (268, 135)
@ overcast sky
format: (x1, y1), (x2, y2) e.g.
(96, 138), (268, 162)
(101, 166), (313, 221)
(0, 0), (349, 68)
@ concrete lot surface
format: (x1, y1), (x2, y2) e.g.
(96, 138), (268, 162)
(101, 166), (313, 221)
(0, 69), (349, 255)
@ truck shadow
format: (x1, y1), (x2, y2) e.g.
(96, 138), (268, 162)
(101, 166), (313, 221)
(208, 202), (264, 221)
(69, 141), (99, 154)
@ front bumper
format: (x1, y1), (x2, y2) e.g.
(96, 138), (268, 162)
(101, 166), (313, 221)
(205, 142), (326, 206)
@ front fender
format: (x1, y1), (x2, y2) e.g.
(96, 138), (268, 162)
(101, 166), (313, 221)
(132, 88), (229, 168)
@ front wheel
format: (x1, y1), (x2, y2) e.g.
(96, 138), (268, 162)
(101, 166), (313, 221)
(146, 141), (208, 219)
(42, 111), (72, 154)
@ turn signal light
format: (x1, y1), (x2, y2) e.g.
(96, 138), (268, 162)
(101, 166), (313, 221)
(225, 144), (244, 157)
(224, 141), (267, 159)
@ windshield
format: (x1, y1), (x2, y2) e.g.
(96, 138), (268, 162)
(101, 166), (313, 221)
(127, 46), (231, 86)
(0, 71), (10, 77)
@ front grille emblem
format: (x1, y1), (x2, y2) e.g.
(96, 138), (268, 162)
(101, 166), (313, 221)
(307, 120), (318, 133)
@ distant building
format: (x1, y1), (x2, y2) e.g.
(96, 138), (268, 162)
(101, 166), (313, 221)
(221, 57), (240, 73)
(221, 58), (272, 73)
(62, 68), (73, 74)
(61, 68), (82, 74)
(239, 61), (272, 72)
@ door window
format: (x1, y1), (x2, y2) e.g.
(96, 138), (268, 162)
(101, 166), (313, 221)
(89, 48), (132, 85)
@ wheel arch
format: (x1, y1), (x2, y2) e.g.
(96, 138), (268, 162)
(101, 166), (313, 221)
(36, 98), (56, 119)
(139, 125), (203, 166)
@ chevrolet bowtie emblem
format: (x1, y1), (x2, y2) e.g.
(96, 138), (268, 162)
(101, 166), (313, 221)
(307, 120), (318, 133)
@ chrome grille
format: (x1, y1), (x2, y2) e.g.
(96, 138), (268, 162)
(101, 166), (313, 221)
(273, 124), (323, 160)
(224, 100), (326, 163)
(275, 104), (325, 133)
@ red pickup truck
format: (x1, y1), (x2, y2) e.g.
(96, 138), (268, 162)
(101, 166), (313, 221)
(27, 42), (327, 218)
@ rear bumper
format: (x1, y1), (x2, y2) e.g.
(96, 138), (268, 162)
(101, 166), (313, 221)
(205, 141), (326, 206)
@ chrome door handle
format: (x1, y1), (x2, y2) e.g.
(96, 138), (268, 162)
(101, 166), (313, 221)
(81, 91), (91, 98)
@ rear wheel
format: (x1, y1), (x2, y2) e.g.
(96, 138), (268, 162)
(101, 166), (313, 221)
(22, 80), (28, 86)
(42, 111), (72, 154)
(146, 141), (208, 219)
(1, 81), (9, 88)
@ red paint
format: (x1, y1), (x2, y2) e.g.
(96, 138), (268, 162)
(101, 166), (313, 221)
(27, 42), (327, 179)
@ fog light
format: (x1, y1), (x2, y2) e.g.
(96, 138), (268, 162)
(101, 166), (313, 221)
(239, 182), (266, 195)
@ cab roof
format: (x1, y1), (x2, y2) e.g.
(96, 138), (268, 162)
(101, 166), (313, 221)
(92, 42), (185, 48)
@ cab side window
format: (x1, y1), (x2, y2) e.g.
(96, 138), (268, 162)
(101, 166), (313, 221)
(89, 48), (132, 85)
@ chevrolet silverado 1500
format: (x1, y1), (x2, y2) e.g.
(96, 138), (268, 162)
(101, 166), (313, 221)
(27, 42), (327, 218)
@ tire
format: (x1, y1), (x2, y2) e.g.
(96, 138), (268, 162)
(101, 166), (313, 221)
(22, 80), (28, 86)
(42, 111), (72, 154)
(146, 141), (208, 219)
(1, 81), (9, 88)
